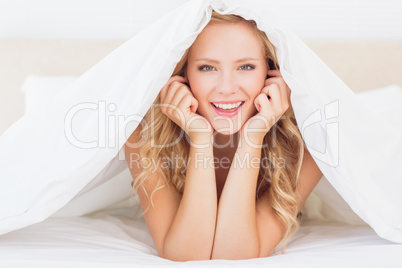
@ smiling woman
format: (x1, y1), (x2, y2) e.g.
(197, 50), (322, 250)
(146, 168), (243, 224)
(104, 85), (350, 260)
(1, 0), (402, 266)
(186, 22), (270, 133)
(124, 11), (323, 261)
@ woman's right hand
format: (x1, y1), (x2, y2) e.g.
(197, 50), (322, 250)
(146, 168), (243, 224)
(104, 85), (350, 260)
(160, 75), (213, 143)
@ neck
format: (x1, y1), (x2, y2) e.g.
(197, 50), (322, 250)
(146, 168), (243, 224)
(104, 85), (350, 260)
(213, 130), (240, 150)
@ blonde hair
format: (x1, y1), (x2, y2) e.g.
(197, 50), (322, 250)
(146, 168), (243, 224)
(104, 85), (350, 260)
(132, 11), (305, 253)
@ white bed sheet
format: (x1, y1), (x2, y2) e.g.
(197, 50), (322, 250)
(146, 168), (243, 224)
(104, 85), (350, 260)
(0, 210), (401, 268)
(1, 85), (401, 267)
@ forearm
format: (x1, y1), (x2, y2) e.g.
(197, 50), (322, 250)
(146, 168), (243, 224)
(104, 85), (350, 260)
(163, 138), (217, 261)
(211, 135), (263, 260)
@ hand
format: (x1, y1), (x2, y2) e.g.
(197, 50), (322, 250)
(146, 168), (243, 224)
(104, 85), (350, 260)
(240, 69), (291, 145)
(159, 75), (213, 142)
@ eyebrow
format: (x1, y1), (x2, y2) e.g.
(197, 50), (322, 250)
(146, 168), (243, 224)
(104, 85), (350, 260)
(194, 57), (260, 63)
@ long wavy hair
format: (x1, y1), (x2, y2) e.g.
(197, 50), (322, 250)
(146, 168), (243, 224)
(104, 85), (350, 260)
(132, 11), (306, 252)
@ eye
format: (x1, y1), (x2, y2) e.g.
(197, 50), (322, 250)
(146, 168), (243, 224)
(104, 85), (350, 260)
(239, 64), (255, 71)
(198, 65), (215, 71)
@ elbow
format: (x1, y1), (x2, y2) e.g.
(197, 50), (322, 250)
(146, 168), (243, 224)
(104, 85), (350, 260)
(210, 236), (260, 260)
(258, 249), (273, 259)
(257, 242), (276, 259)
(160, 248), (212, 262)
(160, 253), (211, 262)
(211, 252), (259, 260)
(211, 246), (260, 260)
(159, 233), (214, 261)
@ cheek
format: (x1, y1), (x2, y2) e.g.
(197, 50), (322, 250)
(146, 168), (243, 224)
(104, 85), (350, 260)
(241, 74), (266, 96)
(188, 75), (215, 101)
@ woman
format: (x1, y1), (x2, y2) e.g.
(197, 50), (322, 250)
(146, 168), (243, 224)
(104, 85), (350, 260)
(124, 11), (323, 261)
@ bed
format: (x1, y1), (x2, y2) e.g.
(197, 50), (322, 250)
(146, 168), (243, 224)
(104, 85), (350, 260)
(1, 38), (402, 267)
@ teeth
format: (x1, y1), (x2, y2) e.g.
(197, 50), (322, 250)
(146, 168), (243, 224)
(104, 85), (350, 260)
(213, 101), (242, 110)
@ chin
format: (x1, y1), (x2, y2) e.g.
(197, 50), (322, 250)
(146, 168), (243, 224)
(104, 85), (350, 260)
(208, 113), (247, 135)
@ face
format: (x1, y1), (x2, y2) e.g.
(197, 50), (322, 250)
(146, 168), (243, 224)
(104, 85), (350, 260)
(186, 22), (269, 135)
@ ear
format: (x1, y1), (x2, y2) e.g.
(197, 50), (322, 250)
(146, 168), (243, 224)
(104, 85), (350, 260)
(266, 62), (271, 79)
(181, 70), (189, 84)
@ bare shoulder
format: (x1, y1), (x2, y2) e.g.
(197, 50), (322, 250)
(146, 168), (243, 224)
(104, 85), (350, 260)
(295, 146), (323, 211)
(124, 123), (145, 181)
(125, 123), (144, 150)
(123, 122), (182, 257)
(255, 146), (323, 257)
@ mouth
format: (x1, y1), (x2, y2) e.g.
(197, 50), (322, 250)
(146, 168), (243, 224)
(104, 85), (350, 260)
(210, 101), (245, 117)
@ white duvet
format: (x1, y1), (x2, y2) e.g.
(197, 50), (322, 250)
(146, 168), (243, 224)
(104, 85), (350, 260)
(0, 0), (402, 264)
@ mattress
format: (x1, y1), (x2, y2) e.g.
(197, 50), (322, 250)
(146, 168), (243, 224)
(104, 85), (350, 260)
(0, 210), (401, 268)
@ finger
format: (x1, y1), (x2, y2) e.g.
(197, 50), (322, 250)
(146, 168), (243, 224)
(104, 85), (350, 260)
(264, 78), (291, 108)
(263, 84), (282, 110)
(170, 85), (192, 112)
(178, 94), (198, 115)
(267, 69), (282, 77)
(271, 83), (290, 112)
(160, 76), (177, 102)
(164, 80), (186, 107)
(189, 95), (198, 113)
(268, 80), (291, 110)
(160, 80), (182, 115)
(255, 93), (280, 129)
(264, 77), (283, 87)
(254, 93), (262, 113)
(183, 75), (189, 85)
(160, 76), (187, 103)
(254, 93), (272, 115)
(261, 83), (279, 99)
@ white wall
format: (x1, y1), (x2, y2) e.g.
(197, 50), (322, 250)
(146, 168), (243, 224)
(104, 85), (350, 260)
(0, 0), (401, 40)
(266, 0), (402, 40)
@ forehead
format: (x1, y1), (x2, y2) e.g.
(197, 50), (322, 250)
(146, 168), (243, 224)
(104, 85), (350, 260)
(188, 22), (265, 60)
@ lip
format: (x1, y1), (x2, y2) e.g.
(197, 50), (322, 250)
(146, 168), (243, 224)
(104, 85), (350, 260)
(211, 101), (244, 117)
(211, 99), (244, 104)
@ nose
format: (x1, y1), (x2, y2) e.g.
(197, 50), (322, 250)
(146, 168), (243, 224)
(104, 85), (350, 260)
(216, 71), (238, 96)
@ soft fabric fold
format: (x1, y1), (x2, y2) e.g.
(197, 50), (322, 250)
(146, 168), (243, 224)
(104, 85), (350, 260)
(1, 0), (401, 243)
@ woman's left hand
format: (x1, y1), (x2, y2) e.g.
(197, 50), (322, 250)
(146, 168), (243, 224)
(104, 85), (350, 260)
(240, 69), (292, 145)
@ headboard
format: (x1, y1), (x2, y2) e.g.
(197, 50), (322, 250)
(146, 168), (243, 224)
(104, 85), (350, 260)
(1, 40), (402, 135)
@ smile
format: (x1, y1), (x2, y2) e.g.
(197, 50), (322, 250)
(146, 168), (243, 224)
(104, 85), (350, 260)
(211, 101), (244, 117)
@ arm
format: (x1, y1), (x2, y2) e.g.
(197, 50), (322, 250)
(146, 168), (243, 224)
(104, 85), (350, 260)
(162, 135), (217, 261)
(210, 134), (262, 260)
(125, 75), (217, 261)
(125, 127), (217, 262)
(211, 138), (323, 259)
(256, 147), (323, 257)
(211, 68), (323, 259)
